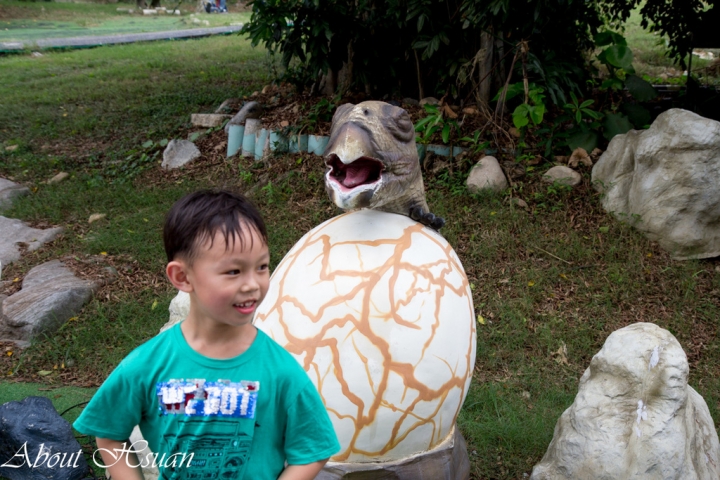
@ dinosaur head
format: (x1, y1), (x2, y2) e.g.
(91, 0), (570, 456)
(323, 101), (424, 212)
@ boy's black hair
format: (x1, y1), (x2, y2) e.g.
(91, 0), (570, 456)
(163, 189), (268, 263)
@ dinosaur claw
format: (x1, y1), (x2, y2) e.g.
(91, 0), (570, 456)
(408, 207), (445, 231)
(409, 207), (423, 222)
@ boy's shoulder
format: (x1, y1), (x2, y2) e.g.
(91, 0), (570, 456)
(118, 324), (178, 368)
(255, 329), (309, 379)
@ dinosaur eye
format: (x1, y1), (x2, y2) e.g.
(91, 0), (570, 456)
(381, 104), (414, 143)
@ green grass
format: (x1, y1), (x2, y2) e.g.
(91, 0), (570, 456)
(0, 381), (96, 425)
(623, 8), (719, 84)
(0, 0), (251, 43)
(0, 10), (719, 480)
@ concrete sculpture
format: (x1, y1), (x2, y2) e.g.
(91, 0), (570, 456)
(532, 323), (720, 480)
(592, 109), (720, 260)
(254, 101), (475, 478)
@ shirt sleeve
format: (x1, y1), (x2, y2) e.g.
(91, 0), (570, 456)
(73, 359), (145, 441)
(284, 380), (341, 465)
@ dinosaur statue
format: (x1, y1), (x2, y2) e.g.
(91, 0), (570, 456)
(323, 101), (445, 230)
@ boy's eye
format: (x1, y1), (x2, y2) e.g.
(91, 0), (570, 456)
(259, 264), (269, 271)
(227, 269), (241, 275)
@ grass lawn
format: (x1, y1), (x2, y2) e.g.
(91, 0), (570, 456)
(0, 9), (719, 480)
(0, 0), (251, 43)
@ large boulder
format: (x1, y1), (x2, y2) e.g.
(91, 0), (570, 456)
(592, 109), (720, 260)
(0, 396), (90, 480)
(0, 260), (98, 345)
(0, 216), (64, 267)
(531, 323), (720, 480)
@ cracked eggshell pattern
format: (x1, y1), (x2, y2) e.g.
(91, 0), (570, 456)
(254, 209), (476, 462)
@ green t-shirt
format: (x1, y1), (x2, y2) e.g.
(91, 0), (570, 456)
(74, 325), (339, 480)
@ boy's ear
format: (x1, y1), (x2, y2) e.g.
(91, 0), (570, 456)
(166, 260), (193, 293)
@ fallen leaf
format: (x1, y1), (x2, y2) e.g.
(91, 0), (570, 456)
(6, 351), (12, 357)
(37, 370), (53, 376)
(151, 300), (159, 310)
(12, 278), (19, 283)
(88, 213), (107, 224)
(100, 251), (108, 256)
(559, 273), (567, 279)
(528, 281), (535, 287)
(67, 317), (78, 322)
(477, 315), (485, 325)
(5, 145), (18, 152)
(553, 342), (569, 365)
(443, 104), (458, 119)
(568, 147), (592, 168)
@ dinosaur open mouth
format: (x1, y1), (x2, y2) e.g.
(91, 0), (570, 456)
(326, 155), (384, 190)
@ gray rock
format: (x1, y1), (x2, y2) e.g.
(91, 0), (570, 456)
(531, 322), (720, 480)
(466, 156), (508, 193)
(0, 178), (29, 209)
(190, 113), (231, 127)
(542, 165), (582, 186)
(419, 97), (439, 106)
(0, 396), (89, 480)
(592, 109), (720, 260)
(0, 260), (97, 344)
(0, 216), (64, 267)
(224, 101), (264, 134)
(161, 139), (201, 170)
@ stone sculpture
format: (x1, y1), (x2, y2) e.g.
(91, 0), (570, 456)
(531, 322), (720, 480)
(592, 108), (720, 260)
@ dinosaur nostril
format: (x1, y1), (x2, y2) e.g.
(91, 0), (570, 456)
(363, 109), (369, 116)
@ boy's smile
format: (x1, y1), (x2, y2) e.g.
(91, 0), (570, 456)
(182, 226), (270, 329)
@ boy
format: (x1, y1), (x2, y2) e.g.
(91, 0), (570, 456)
(74, 190), (340, 480)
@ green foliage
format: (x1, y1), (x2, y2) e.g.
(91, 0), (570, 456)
(510, 86), (546, 130)
(459, 130), (490, 155)
(414, 104), (459, 145)
(242, 0), (611, 99)
(600, 0), (710, 68)
(300, 97), (337, 132)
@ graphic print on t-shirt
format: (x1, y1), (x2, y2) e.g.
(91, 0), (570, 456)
(156, 379), (259, 418)
(161, 417), (254, 480)
(154, 379), (259, 479)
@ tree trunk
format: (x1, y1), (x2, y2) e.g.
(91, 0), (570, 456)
(477, 30), (494, 106)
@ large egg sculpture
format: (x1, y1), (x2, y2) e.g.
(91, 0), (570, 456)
(254, 209), (476, 462)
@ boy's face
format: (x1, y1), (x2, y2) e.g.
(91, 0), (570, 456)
(183, 226), (270, 328)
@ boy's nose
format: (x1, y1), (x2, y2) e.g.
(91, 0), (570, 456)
(240, 273), (260, 292)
